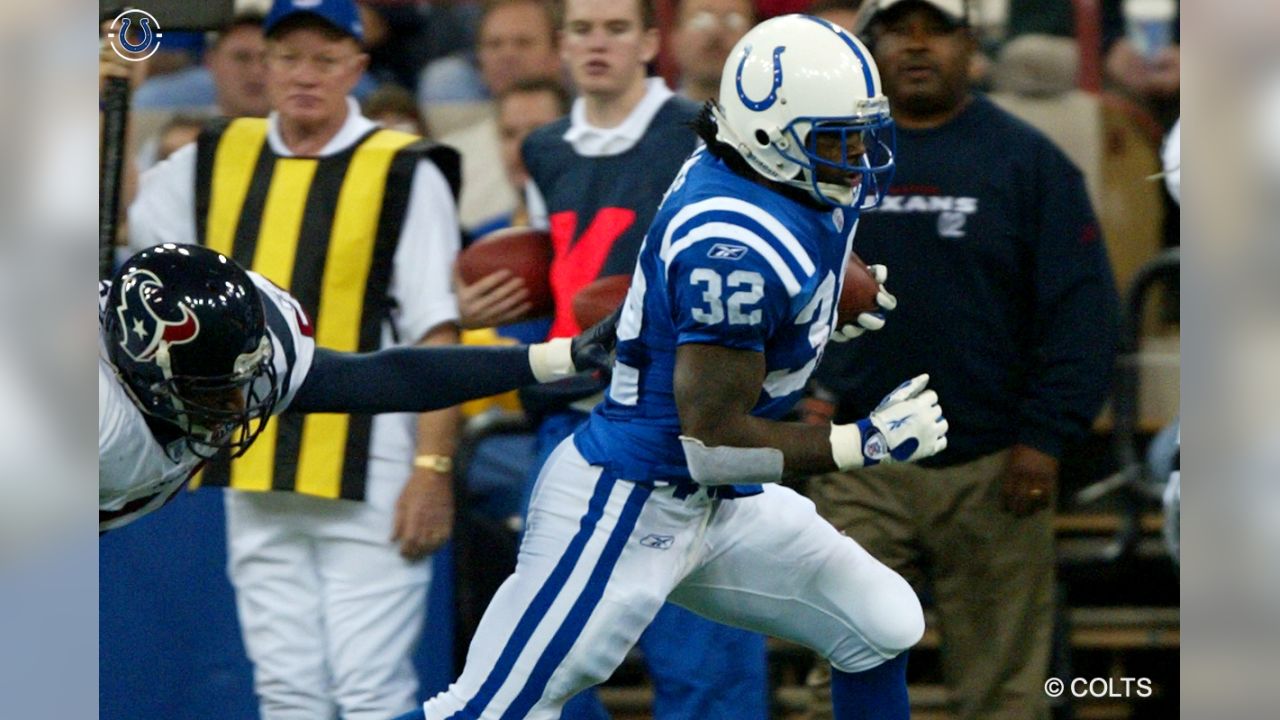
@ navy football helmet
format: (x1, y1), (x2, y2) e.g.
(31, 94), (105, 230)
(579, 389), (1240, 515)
(102, 244), (279, 457)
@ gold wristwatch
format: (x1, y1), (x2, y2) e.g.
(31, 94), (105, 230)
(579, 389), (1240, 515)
(413, 454), (454, 473)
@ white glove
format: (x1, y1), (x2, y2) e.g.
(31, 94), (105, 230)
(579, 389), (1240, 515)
(830, 264), (898, 342)
(829, 374), (949, 469)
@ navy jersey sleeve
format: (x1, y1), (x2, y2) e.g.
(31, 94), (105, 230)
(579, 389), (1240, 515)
(1017, 142), (1120, 457)
(665, 237), (796, 353)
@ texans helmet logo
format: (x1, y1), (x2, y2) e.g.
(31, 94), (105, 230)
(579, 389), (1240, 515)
(116, 269), (201, 362)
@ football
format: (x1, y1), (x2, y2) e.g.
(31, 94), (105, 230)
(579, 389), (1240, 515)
(456, 227), (554, 318)
(572, 274), (631, 330)
(838, 252), (881, 321)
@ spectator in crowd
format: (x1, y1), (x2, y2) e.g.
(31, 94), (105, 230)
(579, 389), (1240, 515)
(361, 0), (479, 92)
(142, 30), (207, 78)
(454, 79), (571, 348)
(419, 0), (564, 105)
(436, 0), (565, 235)
(497, 79), (572, 211)
(1103, 0), (1179, 126)
(802, 2), (1119, 719)
(364, 83), (431, 135)
(455, 0), (770, 718)
(127, 1), (463, 718)
(669, 0), (754, 103)
(153, 113), (211, 162)
(1102, 0), (1180, 255)
(133, 12), (269, 116)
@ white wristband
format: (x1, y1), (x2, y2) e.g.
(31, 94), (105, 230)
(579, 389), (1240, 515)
(829, 422), (865, 470)
(528, 337), (575, 383)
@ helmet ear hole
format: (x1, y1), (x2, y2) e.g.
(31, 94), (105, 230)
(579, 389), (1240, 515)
(753, 129), (770, 146)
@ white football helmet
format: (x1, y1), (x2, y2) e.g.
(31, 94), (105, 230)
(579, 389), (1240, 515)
(713, 14), (895, 209)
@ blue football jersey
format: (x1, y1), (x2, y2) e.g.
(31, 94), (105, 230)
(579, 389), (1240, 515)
(575, 150), (860, 488)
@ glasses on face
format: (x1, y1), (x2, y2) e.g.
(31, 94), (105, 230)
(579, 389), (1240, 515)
(266, 50), (359, 76)
(227, 49), (266, 66)
(686, 11), (749, 33)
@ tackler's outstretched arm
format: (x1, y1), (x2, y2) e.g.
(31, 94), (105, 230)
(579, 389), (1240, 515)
(290, 309), (619, 414)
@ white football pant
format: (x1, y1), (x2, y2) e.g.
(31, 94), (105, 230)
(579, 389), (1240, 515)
(423, 438), (923, 720)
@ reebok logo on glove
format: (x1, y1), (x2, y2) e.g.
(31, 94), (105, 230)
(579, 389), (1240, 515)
(830, 374), (949, 470)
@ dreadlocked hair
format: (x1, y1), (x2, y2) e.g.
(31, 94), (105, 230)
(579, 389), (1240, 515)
(691, 101), (750, 171)
(688, 101), (831, 211)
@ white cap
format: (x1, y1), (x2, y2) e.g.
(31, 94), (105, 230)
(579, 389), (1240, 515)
(1123, 0), (1177, 22)
(858, 0), (970, 31)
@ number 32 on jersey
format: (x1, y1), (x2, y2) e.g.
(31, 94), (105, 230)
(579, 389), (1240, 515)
(689, 267), (838, 350)
(689, 269), (764, 325)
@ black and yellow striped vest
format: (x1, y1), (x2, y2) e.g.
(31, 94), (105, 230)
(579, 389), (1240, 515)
(193, 117), (460, 500)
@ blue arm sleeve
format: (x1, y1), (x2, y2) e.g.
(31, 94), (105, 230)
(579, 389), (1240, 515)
(289, 346), (537, 414)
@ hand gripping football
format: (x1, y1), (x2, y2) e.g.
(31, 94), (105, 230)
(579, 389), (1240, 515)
(456, 227), (554, 318)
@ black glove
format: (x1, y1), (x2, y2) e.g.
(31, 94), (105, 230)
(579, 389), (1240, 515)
(569, 305), (621, 378)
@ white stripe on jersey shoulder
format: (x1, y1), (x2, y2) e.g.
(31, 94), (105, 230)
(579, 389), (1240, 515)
(664, 222), (803, 296)
(660, 196), (816, 275)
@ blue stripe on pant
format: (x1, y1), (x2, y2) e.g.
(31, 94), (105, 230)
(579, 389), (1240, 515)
(534, 412), (769, 720)
(499, 483), (652, 719)
(445, 468), (650, 719)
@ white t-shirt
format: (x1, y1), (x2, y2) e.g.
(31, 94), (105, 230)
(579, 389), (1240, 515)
(98, 273), (316, 531)
(127, 97), (460, 487)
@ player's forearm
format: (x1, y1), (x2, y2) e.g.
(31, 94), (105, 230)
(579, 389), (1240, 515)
(686, 411), (840, 475)
(674, 344), (841, 481)
(414, 326), (461, 462)
(290, 345), (550, 414)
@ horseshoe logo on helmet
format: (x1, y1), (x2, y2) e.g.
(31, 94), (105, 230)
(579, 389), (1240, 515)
(735, 45), (787, 112)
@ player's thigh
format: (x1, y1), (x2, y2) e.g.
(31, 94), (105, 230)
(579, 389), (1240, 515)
(670, 484), (924, 672)
(427, 441), (706, 719)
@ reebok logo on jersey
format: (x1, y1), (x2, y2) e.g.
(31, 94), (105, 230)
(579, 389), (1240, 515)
(707, 243), (748, 261)
(640, 534), (675, 550)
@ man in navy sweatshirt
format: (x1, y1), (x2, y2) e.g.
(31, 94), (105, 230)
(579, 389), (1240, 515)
(802, 2), (1119, 719)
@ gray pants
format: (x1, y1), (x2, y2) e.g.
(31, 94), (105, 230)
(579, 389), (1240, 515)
(805, 450), (1055, 720)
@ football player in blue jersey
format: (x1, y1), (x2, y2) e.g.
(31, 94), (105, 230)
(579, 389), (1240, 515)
(408, 14), (948, 720)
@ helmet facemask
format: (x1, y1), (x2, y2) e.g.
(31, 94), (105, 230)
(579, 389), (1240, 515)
(779, 103), (896, 209)
(149, 335), (278, 459)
